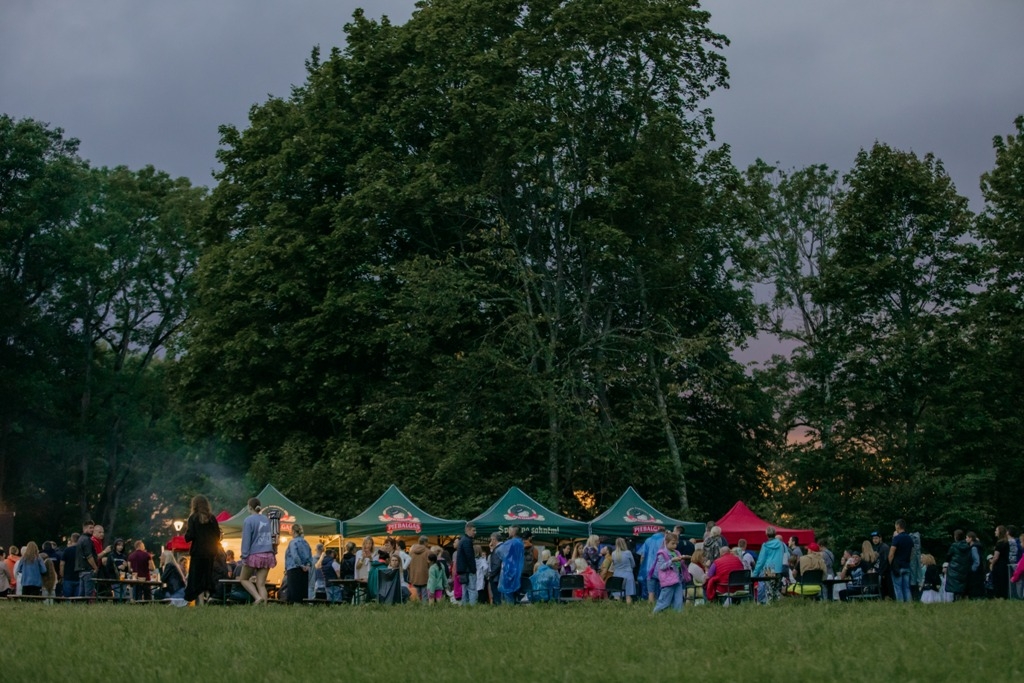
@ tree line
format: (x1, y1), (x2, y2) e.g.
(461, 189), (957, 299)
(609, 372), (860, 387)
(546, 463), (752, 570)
(2, 0), (1022, 552)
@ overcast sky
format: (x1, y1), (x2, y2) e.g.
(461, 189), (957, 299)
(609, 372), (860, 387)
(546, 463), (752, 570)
(3, 0), (1022, 207)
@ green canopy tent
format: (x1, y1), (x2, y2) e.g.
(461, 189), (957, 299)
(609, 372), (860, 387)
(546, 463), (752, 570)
(589, 486), (704, 538)
(219, 484), (342, 538)
(470, 486), (590, 539)
(340, 484), (466, 538)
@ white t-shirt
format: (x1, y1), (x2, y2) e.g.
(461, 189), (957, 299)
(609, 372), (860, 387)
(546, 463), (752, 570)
(354, 549), (373, 581)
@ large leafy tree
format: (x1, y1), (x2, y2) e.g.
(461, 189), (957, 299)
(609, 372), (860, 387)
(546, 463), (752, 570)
(0, 116), (88, 521)
(972, 115), (1024, 526)
(746, 145), (989, 547)
(1, 115), (211, 540)
(177, 0), (765, 520)
(59, 165), (205, 534)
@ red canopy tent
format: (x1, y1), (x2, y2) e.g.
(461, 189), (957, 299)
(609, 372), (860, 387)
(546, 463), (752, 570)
(715, 501), (815, 550)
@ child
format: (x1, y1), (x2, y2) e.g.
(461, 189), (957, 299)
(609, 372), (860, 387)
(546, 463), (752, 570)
(426, 553), (445, 604)
(474, 545), (488, 604)
(653, 532), (684, 613)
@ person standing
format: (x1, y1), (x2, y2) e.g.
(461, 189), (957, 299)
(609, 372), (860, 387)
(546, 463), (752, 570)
(239, 497), (275, 605)
(456, 522), (477, 605)
(4, 546), (18, 594)
(283, 523), (312, 603)
(1008, 526), (1023, 600)
(752, 526), (790, 603)
(611, 538), (636, 604)
(308, 542), (324, 600)
(888, 519), (914, 602)
(0, 548), (11, 597)
(499, 526), (524, 604)
(966, 531), (986, 598)
(487, 532), (504, 604)
(60, 534), (79, 599)
(184, 494), (222, 605)
(128, 540), (156, 601)
(638, 531), (665, 603)
(945, 530), (971, 599)
(652, 533), (684, 613)
(408, 536), (430, 601)
(989, 525), (1011, 599)
(74, 520), (99, 597)
(14, 542), (48, 596)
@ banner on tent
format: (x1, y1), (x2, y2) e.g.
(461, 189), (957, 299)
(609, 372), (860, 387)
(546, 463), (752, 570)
(624, 506), (665, 535)
(504, 504), (545, 522)
(498, 525), (563, 536)
(379, 505), (423, 534)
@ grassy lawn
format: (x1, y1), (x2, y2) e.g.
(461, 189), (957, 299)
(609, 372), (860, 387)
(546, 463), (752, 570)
(3, 599), (1022, 681)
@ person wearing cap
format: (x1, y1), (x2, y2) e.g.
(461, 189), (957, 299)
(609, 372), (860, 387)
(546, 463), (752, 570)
(868, 530), (891, 597)
(837, 551), (865, 601)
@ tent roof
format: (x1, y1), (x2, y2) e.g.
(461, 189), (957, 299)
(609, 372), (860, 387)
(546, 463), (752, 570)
(715, 501), (815, 550)
(340, 485), (466, 538)
(470, 486), (590, 538)
(220, 484), (342, 538)
(589, 486), (704, 538)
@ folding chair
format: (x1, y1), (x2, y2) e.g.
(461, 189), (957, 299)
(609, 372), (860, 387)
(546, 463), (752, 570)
(558, 574), (585, 603)
(722, 570), (754, 605)
(847, 572), (881, 601)
(790, 569), (824, 600)
(604, 576), (626, 601)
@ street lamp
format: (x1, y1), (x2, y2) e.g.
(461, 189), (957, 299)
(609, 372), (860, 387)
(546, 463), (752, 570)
(173, 519), (184, 533)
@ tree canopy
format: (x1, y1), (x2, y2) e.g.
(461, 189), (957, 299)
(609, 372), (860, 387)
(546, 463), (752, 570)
(3, 4), (1023, 553)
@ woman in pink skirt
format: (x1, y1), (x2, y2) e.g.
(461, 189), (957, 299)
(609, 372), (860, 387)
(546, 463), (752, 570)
(240, 497), (276, 605)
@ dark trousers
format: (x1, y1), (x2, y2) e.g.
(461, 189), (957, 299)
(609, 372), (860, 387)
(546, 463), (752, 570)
(285, 568), (308, 603)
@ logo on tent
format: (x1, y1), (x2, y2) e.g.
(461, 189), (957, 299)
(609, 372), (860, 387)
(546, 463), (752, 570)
(379, 505), (422, 533)
(624, 507), (663, 535)
(504, 504), (545, 522)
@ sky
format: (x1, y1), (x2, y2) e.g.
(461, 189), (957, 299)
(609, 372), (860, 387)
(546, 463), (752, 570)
(2, 1), (1023, 368)
(3, 1), (1021, 203)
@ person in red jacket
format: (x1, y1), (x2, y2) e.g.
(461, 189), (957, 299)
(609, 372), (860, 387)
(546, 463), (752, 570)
(704, 548), (744, 602)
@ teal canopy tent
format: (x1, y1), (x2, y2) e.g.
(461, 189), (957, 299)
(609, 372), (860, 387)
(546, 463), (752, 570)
(219, 484), (342, 538)
(340, 484), (466, 538)
(471, 486), (590, 538)
(588, 486), (704, 538)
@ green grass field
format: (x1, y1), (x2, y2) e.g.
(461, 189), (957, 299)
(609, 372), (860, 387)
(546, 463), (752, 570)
(3, 599), (1022, 682)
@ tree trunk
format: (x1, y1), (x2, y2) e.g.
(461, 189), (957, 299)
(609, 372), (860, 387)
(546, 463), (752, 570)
(648, 352), (689, 513)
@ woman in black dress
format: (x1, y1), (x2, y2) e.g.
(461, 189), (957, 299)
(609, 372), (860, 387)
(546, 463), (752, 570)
(184, 494), (221, 605)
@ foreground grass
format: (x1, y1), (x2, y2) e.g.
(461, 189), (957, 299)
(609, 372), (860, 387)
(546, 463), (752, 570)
(3, 599), (1022, 681)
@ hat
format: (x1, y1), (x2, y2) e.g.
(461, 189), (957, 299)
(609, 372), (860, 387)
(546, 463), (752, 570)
(851, 550), (861, 556)
(807, 542), (820, 552)
(870, 531), (880, 537)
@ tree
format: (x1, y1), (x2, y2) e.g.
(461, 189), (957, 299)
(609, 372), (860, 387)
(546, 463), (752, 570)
(60, 165), (204, 535)
(745, 146), (989, 546)
(972, 114), (1024, 525)
(176, 0), (765, 520)
(0, 116), (88, 517)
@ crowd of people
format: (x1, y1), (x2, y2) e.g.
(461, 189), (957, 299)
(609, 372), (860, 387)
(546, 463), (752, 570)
(5, 500), (1023, 611)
